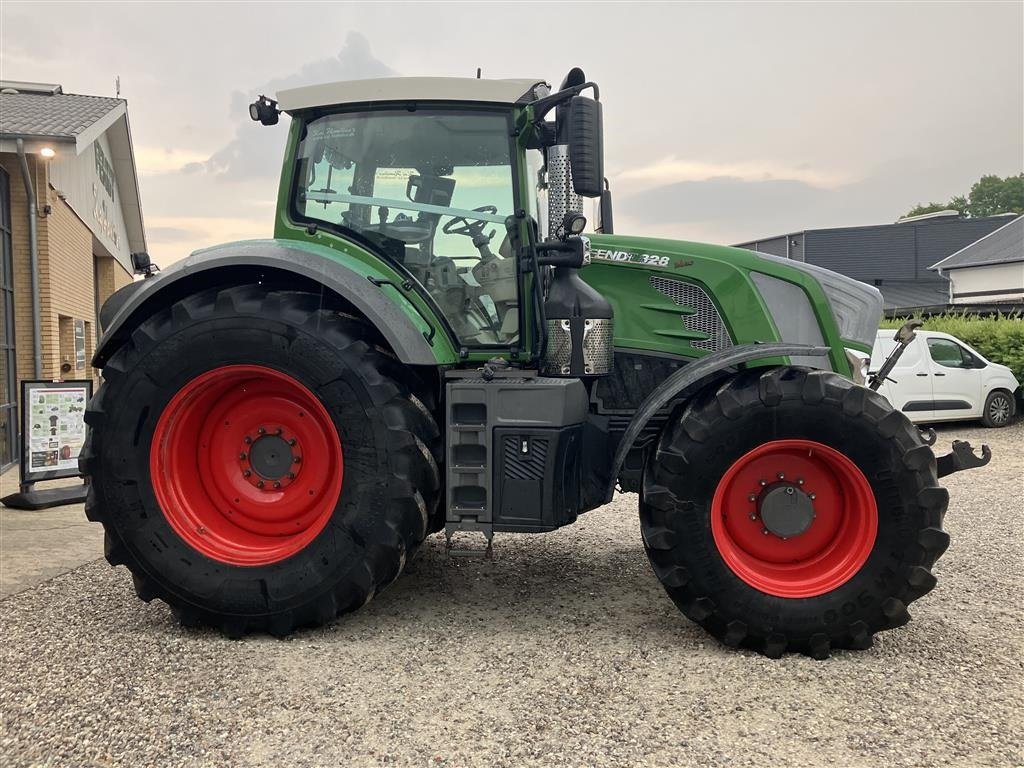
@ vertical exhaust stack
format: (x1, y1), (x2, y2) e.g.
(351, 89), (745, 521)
(546, 144), (583, 243)
(536, 69), (613, 378)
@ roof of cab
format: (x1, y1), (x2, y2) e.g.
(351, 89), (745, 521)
(276, 77), (549, 113)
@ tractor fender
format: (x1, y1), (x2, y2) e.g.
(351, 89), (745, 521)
(605, 342), (829, 502)
(94, 240), (447, 367)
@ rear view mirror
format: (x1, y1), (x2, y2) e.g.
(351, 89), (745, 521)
(568, 96), (604, 197)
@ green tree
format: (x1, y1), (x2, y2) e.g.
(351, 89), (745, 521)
(902, 173), (1023, 219)
(965, 173), (1024, 217)
(904, 201), (959, 217)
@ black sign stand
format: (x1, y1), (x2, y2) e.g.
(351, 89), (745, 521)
(1, 379), (93, 510)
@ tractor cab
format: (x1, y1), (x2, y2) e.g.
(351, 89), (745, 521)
(272, 71), (608, 365)
(292, 108), (521, 345)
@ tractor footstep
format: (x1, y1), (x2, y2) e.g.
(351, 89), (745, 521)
(445, 531), (494, 559)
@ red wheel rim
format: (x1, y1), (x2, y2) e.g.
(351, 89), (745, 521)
(150, 365), (343, 566)
(710, 439), (877, 598)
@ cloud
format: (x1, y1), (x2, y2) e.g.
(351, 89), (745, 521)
(613, 153), (1001, 246)
(623, 176), (823, 228)
(145, 225), (197, 243)
(191, 31), (395, 182)
(618, 156), (850, 192)
(133, 147), (210, 175)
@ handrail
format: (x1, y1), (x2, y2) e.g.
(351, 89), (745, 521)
(303, 191), (509, 225)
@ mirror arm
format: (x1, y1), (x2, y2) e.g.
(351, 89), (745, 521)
(528, 82), (600, 122)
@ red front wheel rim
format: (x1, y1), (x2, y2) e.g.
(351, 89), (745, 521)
(150, 365), (343, 566)
(711, 439), (877, 598)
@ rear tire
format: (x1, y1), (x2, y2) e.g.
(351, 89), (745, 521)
(981, 389), (1015, 428)
(81, 285), (441, 636)
(641, 367), (949, 658)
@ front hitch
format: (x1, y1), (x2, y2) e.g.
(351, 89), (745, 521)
(936, 440), (992, 478)
(869, 318), (923, 391)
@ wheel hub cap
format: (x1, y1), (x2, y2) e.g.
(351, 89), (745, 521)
(240, 428), (301, 489)
(759, 484), (815, 539)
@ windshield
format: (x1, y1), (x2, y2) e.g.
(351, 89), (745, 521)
(294, 109), (519, 346)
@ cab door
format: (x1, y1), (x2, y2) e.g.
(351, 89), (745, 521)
(925, 337), (984, 420)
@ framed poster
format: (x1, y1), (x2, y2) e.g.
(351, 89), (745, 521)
(20, 379), (93, 484)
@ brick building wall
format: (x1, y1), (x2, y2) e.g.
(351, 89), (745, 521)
(0, 152), (133, 390)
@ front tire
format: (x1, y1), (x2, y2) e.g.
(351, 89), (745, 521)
(81, 285), (441, 636)
(981, 389), (1015, 428)
(641, 367), (949, 658)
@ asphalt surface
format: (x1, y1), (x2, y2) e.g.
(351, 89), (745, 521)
(1, 421), (1022, 767)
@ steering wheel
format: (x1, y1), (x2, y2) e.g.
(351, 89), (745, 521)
(443, 205), (499, 239)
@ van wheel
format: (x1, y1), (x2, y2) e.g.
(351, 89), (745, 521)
(981, 390), (1015, 428)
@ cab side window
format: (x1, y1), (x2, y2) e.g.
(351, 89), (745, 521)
(927, 338), (977, 369)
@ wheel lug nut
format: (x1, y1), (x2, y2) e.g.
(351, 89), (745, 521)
(257, 481), (265, 489)
(762, 528), (770, 535)
(276, 427), (283, 435)
(243, 470), (251, 478)
(239, 452), (247, 460)
(749, 513), (758, 521)
(777, 472), (785, 479)
(293, 456), (301, 464)
(759, 479), (767, 486)
(288, 473), (296, 480)
(797, 478), (804, 485)
(809, 493), (816, 500)
(274, 481), (282, 489)
(258, 426), (266, 435)
(748, 494), (757, 502)
(288, 439), (297, 446)
(243, 436), (252, 445)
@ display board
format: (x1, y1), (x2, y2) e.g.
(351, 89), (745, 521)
(20, 379), (93, 484)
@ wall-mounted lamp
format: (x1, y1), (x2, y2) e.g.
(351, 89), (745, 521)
(38, 147), (55, 217)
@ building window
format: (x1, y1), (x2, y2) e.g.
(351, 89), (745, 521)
(0, 166), (17, 470)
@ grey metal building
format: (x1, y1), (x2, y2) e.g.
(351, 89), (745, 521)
(735, 212), (1018, 312)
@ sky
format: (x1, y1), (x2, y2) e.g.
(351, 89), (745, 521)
(1, 1), (1022, 266)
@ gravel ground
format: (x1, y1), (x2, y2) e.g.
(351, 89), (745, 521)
(1, 421), (1022, 767)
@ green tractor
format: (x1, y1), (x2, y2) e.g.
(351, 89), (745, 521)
(83, 69), (986, 657)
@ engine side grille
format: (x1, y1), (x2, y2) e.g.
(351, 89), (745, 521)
(650, 276), (734, 352)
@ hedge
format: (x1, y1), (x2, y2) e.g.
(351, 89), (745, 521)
(880, 313), (1024, 383)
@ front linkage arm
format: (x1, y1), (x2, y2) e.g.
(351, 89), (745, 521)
(869, 318), (993, 479)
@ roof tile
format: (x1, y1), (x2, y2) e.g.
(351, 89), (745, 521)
(0, 91), (124, 139)
(930, 216), (1023, 271)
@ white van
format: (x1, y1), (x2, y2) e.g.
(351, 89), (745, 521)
(871, 329), (1019, 427)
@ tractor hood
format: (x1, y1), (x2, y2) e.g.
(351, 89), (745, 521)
(583, 233), (883, 360)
